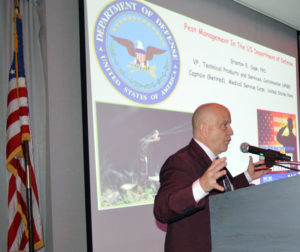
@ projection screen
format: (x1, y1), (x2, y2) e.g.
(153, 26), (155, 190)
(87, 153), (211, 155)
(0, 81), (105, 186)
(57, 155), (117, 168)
(80, 0), (299, 251)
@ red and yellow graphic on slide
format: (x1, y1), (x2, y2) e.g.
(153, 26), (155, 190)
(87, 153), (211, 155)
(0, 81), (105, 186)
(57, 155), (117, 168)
(257, 109), (297, 162)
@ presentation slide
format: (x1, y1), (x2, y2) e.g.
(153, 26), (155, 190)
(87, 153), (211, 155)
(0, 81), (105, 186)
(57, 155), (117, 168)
(82, 0), (299, 251)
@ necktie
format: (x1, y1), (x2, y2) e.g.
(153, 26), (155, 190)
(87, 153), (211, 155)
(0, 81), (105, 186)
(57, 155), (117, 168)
(223, 174), (234, 192)
(215, 157), (234, 192)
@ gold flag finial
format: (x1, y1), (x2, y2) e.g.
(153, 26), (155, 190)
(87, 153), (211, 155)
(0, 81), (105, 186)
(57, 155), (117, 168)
(14, 0), (19, 10)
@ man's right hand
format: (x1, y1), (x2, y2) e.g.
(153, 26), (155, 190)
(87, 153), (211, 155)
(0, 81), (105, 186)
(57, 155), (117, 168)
(199, 157), (227, 193)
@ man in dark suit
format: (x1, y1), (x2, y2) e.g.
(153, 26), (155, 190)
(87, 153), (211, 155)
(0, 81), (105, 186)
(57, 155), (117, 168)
(154, 103), (269, 252)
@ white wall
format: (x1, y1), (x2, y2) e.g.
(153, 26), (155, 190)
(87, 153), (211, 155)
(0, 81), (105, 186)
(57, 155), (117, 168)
(0, 0), (9, 247)
(43, 0), (87, 250)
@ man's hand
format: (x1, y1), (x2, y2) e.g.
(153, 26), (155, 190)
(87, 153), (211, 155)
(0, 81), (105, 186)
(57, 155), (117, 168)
(199, 157), (227, 193)
(247, 156), (271, 180)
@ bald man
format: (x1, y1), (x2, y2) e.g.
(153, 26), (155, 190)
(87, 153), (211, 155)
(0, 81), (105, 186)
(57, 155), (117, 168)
(154, 103), (269, 252)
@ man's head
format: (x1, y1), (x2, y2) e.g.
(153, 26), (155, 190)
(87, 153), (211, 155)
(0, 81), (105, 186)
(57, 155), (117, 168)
(192, 103), (233, 155)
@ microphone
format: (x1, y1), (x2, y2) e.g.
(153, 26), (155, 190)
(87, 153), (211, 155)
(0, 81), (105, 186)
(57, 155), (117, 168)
(240, 142), (291, 161)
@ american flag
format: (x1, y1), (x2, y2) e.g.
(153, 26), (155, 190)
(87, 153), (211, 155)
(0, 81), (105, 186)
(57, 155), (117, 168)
(257, 109), (296, 149)
(6, 9), (44, 251)
(257, 110), (277, 146)
(257, 109), (298, 171)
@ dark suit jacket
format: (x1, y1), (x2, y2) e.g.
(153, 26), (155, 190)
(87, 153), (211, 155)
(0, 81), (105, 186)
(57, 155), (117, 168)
(154, 139), (249, 252)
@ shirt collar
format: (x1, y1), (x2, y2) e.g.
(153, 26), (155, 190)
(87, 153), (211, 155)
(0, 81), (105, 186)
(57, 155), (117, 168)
(193, 138), (217, 161)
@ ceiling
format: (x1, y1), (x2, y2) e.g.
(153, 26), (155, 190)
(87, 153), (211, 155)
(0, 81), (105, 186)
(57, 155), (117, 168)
(233, 0), (300, 31)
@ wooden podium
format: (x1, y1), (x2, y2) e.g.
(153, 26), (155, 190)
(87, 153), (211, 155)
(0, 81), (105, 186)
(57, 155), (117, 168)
(209, 175), (300, 252)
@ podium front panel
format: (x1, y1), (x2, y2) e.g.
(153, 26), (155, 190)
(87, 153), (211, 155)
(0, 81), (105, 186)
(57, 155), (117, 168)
(210, 175), (300, 252)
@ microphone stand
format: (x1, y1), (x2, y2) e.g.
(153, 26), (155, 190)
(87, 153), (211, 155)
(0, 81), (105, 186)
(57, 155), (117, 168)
(271, 160), (300, 172)
(264, 156), (300, 172)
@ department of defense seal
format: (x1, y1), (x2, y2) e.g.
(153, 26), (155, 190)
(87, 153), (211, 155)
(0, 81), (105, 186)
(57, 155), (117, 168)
(94, 0), (180, 104)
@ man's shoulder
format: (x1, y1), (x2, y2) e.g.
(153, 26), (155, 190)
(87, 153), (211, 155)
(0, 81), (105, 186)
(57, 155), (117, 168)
(172, 139), (194, 154)
(166, 139), (199, 162)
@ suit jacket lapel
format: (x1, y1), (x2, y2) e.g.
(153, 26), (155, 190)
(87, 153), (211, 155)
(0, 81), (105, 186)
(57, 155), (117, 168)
(188, 139), (212, 171)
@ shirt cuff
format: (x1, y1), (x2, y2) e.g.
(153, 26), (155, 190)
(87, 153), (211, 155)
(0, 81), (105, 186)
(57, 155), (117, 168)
(192, 179), (209, 203)
(244, 171), (252, 183)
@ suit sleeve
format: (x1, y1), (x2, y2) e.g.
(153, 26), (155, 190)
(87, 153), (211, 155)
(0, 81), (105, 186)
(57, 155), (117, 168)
(153, 155), (206, 224)
(232, 172), (250, 189)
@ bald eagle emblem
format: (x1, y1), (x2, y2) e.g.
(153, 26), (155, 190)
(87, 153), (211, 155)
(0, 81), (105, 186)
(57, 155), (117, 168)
(94, 0), (180, 105)
(111, 35), (166, 78)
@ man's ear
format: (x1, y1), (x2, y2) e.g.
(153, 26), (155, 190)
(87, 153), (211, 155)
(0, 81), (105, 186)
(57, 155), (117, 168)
(199, 123), (208, 138)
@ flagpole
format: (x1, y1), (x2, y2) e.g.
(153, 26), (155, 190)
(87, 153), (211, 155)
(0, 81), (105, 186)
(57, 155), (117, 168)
(23, 141), (35, 252)
(23, 141), (34, 252)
